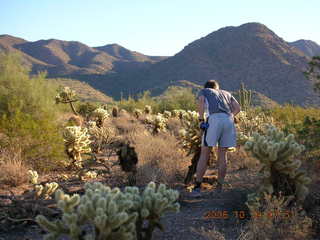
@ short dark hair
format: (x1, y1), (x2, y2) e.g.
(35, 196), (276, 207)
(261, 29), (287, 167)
(204, 80), (219, 89)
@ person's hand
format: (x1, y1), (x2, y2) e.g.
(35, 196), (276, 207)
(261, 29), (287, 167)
(199, 121), (209, 130)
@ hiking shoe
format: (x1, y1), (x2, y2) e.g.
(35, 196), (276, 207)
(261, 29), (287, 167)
(189, 187), (202, 198)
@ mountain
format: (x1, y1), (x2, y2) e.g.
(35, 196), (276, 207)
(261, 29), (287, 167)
(0, 35), (167, 76)
(97, 22), (317, 105)
(289, 39), (320, 58)
(1, 23), (319, 106)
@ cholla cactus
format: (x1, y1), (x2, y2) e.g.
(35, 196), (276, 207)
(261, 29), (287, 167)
(124, 182), (180, 240)
(28, 170), (39, 185)
(55, 86), (77, 103)
(35, 182), (59, 200)
(236, 110), (274, 145)
(79, 171), (98, 181)
(144, 105), (152, 114)
(244, 124), (310, 203)
(179, 111), (200, 155)
(163, 111), (172, 119)
(36, 182), (179, 240)
(55, 86), (78, 115)
(63, 126), (92, 167)
(133, 108), (143, 119)
(153, 113), (168, 133)
(87, 121), (116, 153)
(172, 109), (186, 119)
(28, 170), (59, 200)
(91, 108), (110, 128)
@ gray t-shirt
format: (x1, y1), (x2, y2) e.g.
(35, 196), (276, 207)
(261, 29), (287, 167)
(198, 88), (236, 115)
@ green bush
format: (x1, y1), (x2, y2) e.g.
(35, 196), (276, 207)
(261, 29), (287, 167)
(268, 105), (320, 127)
(0, 53), (66, 171)
(156, 86), (197, 112)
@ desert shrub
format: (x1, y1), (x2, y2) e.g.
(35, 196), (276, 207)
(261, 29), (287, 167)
(0, 148), (29, 187)
(268, 105), (320, 128)
(117, 87), (197, 114)
(118, 91), (157, 113)
(0, 53), (66, 171)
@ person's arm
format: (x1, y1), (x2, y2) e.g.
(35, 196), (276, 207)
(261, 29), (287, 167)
(230, 96), (241, 116)
(198, 95), (205, 121)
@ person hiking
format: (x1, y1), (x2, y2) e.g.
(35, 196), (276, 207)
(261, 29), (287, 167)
(190, 80), (241, 197)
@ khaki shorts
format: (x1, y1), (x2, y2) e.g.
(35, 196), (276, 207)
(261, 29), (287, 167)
(201, 113), (236, 147)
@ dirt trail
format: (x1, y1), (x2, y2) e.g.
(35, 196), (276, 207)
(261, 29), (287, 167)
(153, 168), (256, 240)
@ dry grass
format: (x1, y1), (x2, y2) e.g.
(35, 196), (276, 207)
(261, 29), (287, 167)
(228, 146), (258, 170)
(166, 118), (183, 137)
(111, 113), (148, 142)
(0, 148), (29, 187)
(133, 131), (189, 187)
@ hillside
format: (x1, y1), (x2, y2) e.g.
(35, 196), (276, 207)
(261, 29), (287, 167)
(99, 22), (317, 105)
(289, 39), (320, 58)
(50, 78), (113, 103)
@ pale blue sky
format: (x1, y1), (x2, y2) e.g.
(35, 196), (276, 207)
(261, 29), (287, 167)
(1, 0), (319, 56)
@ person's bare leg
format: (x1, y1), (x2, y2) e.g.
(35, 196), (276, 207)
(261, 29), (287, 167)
(217, 147), (228, 191)
(195, 146), (211, 183)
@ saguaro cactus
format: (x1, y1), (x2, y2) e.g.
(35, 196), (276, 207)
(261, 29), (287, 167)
(237, 82), (252, 111)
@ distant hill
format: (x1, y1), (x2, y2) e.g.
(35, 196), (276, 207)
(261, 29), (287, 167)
(49, 78), (113, 103)
(95, 44), (167, 62)
(289, 39), (320, 58)
(0, 35), (167, 76)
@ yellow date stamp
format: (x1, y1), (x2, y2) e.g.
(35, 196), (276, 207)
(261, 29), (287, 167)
(203, 210), (295, 219)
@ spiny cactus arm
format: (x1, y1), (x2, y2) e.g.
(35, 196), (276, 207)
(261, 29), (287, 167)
(28, 170), (39, 185)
